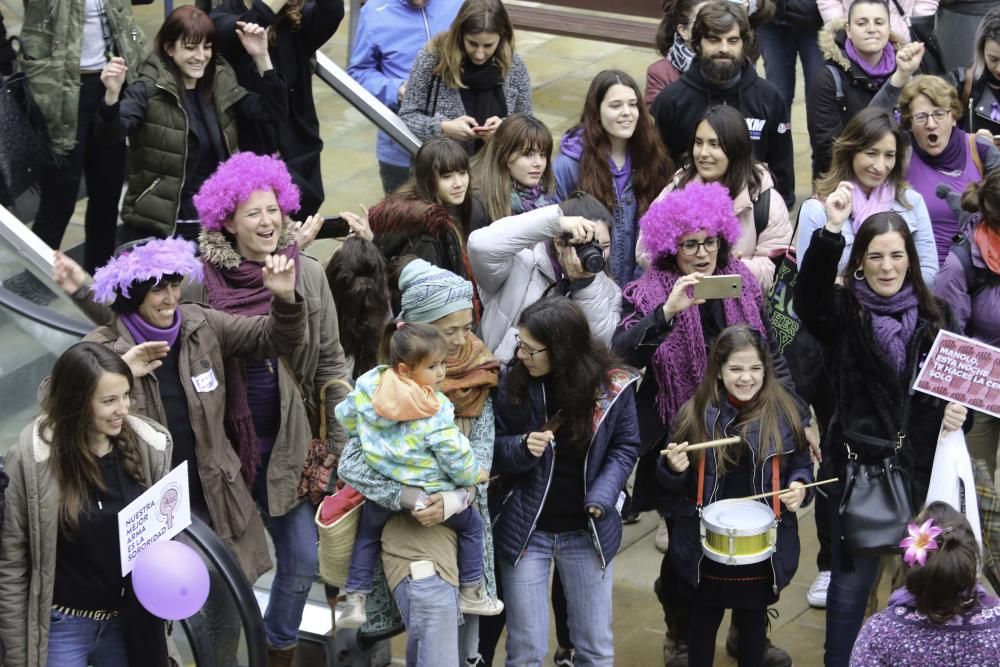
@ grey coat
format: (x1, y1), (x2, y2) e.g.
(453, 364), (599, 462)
(0, 415), (173, 667)
(398, 47), (532, 151)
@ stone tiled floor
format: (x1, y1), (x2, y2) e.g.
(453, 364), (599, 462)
(15, 2), (855, 664)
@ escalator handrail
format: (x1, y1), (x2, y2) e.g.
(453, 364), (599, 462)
(183, 516), (269, 667)
(0, 285), (92, 337)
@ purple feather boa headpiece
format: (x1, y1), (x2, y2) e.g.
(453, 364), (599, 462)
(640, 181), (742, 260)
(91, 237), (204, 304)
(194, 152), (301, 231)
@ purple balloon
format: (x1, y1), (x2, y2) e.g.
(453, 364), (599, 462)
(132, 540), (210, 620)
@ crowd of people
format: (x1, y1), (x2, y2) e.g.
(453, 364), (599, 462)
(0, 0), (1000, 666)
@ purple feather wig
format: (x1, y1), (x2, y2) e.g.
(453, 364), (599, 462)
(194, 152), (300, 231)
(639, 181), (742, 260)
(91, 238), (204, 305)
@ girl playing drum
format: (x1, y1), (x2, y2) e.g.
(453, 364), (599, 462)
(658, 325), (813, 667)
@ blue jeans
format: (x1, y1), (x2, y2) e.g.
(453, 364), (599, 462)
(393, 574), (464, 667)
(252, 458), (320, 649)
(347, 501), (484, 592)
(757, 22), (824, 113)
(823, 492), (882, 667)
(499, 530), (614, 667)
(46, 610), (128, 667)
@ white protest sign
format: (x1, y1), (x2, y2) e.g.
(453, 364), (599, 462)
(118, 461), (191, 576)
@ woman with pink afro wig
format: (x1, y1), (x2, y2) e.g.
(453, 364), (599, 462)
(610, 182), (798, 640)
(188, 150), (353, 660)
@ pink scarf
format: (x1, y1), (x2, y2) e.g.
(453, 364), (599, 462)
(851, 181), (896, 233)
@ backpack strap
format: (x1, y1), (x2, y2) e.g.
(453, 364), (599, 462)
(969, 133), (984, 178)
(953, 236), (977, 295)
(826, 64), (846, 113)
(753, 188), (771, 241)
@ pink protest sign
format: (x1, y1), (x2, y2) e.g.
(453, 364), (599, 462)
(913, 331), (1000, 419)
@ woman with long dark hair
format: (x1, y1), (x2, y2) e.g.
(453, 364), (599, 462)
(97, 6), (288, 242)
(469, 112), (556, 231)
(796, 193), (968, 665)
(0, 342), (173, 666)
(654, 105), (792, 291)
(493, 296), (640, 665)
(644, 0), (706, 106)
(553, 69), (673, 287)
(398, 0), (532, 154)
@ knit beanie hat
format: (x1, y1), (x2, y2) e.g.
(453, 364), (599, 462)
(398, 259), (473, 324)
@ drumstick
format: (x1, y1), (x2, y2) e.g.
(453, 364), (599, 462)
(737, 478), (840, 502)
(659, 436), (741, 456)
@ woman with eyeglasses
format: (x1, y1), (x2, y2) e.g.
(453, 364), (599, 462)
(612, 181), (797, 661)
(898, 75), (1000, 266)
(492, 296), (640, 666)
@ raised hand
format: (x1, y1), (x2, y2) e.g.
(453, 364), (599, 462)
(236, 21), (273, 74)
(123, 341), (170, 378)
(554, 238), (593, 281)
(101, 57), (128, 105)
(341, 210), (374, 241)
(262, 254), (296, 303)
(52, 251), (91, 295)
(663, 441), (690, 474)
(662, 273), (706, 321)
(557, 215), (597, 244)
(824, 181), (853, 233)
(293, 214), (322, 249)
(892, 42), (925, 84)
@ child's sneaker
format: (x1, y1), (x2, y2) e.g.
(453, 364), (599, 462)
(458, 583), (504, 616)
(338, 592), (368, 628)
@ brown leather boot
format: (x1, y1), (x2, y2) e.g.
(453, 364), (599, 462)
(267, 644), (296, 667)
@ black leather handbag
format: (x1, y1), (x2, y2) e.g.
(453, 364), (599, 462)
(838, 430), (915, 554)
(0, 44), (51, 205)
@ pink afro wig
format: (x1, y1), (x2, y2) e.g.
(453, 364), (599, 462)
(194, 152), (300, 231)
(92, 237), (204, 305)
(639, 181), (742, 260)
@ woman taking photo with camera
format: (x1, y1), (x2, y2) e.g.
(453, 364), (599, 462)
(492, 296), (640, 666)
(467, 192), (621, 361)
(795, 188), (967, 666)
(0, 342), (172, 667)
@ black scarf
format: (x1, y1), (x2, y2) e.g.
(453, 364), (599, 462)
(459, 59), (507, 126)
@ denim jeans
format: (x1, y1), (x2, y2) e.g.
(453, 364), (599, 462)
(393, 574), (464, 667)
(252, 457), (320, 649)
(499, 529), (614, 667)
(46, 609), (128, 667)
(347, 501), (484, 592)
(757, 22), (824, 113)
(823, 492), (882, 667)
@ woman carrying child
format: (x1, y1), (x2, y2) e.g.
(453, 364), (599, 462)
(659, 325), (813, 667)
(335, 322), (503, 628)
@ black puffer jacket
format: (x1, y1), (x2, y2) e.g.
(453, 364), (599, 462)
(806, 20), (906, 180)
(795, 227), (952, 506)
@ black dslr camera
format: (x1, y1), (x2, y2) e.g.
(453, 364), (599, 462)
(560, 234), (605, 274)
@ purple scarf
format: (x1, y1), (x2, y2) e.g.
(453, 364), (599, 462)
(511, 182), (554, 214)
(620, 258), (765, 424)
(845, 39), (896, 85)
(850, 279), (919, 373)
(121, 309), (182, 347)
(201, 243), (300, 486)
(912, 127), (968, 173)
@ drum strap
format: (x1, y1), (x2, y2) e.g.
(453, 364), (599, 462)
(695, 450), (781, 518)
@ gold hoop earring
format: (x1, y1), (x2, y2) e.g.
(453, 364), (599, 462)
(853, 268), (865, 281)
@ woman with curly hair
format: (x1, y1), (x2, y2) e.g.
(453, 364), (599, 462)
(554, 69), (673, 287)
(0, 342), (173, 667)
(190, 152), (352, 664)
(210, 0), (346, 217)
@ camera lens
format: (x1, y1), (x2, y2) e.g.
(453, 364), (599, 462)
(575, 243), (605, 273)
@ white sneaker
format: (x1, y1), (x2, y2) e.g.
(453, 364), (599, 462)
(655, 519), (669, 553)
(337, 592), (368, 628)
(459, 584), (505, 616)
(807, 570), (831, 608)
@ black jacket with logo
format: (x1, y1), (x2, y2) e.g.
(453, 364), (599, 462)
(652, 57), (795, 207)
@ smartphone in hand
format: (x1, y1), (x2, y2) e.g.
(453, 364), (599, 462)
(316, 216), (351, 239)
(693, 274), (743, 300)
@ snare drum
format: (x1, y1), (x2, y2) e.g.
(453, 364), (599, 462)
(699, 499), (777, 565)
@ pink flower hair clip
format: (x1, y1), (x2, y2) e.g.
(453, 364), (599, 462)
(900, 518), (943, 567)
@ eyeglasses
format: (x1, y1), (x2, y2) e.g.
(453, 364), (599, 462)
(679, 237), (720, 256)
(514, 334), (547, 359)
(911, 109), (950, 125)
